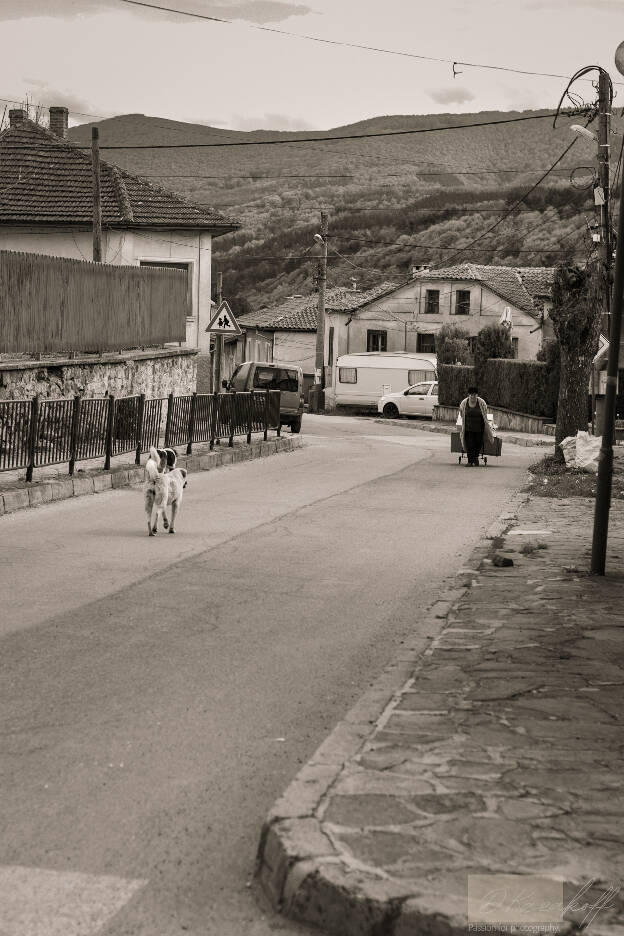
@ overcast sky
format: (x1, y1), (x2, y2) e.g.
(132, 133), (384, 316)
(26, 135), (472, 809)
(0, 0), (622, 129)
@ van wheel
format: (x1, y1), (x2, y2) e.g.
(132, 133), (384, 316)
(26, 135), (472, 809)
(290, 416), (302, 433)
(383, 403), (399, 418)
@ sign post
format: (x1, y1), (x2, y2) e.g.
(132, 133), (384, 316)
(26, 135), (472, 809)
(206, 299), (241, 391)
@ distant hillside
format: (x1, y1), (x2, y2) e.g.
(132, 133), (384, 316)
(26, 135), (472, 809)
(68, 110), (612, 312)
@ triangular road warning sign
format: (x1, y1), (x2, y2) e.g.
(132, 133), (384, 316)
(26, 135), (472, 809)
(206, 300), (241, 335)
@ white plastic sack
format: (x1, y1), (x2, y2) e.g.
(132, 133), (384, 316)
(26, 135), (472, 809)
(559, 431), (601, 473)
(575, 431), (601, 473)
(559, 435), (577, 467)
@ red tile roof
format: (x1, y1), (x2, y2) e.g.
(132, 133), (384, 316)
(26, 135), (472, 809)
(0, 116), (240, 234)
(238, 283), (400, 331)
(412, 263), (554, 314)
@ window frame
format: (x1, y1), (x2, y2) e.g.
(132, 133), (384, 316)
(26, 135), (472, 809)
(366, 329), (388, 352)
(339, 367), (357, 384)
(417, 332), (436, 354)
(454, 289), (471, 316)
(424, 289), (440, 315)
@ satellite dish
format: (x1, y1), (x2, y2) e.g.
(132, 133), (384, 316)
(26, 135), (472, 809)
(616, 41), (624, 77)
(500, 307), (513, 329)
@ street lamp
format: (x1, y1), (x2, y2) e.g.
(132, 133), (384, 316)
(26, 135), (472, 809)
(570, 124), (598, 143)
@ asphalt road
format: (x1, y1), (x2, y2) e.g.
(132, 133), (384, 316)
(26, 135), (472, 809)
(0, 415), (542, 936)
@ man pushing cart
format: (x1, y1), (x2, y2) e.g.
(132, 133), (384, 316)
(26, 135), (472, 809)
(451, 386), (502, 466)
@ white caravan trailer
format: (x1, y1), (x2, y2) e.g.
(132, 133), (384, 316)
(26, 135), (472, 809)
(335, 352), (437, 409)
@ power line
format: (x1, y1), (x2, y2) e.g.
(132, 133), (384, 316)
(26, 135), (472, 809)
(426, 137), (581, 271)
(117, 0), (624, 86)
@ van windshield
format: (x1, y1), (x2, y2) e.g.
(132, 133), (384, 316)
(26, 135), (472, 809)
(253, 367), (299, 392)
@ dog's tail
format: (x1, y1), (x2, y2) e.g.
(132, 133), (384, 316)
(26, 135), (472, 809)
(145, 446), (162, 481)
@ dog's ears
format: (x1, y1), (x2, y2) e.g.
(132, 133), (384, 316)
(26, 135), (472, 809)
(165, 448), (177, 468)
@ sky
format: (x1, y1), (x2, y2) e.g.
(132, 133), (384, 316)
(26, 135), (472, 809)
(0, 0), (623, 130)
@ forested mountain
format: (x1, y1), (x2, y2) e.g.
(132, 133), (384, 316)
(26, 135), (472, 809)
(69, 110), (618, 313)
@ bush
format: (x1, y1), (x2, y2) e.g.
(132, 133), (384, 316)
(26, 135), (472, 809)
(438, 359), (557, 418)
(435, 324), (473, 365)
(438, 364), (475, 406)
(473, 324), (514, 384)
(480, 359), (555, 418)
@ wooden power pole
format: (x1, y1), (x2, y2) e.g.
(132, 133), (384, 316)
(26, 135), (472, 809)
(310, 211), (328, 412)
(591, 64), (620, 575)
(91, 128), (102, 263)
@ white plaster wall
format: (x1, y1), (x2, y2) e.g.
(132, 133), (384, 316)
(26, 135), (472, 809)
(340, 282), (545, 361)
(273, 331), (316, 373)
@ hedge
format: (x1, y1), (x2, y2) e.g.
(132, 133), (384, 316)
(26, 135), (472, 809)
(438, 359), (558, 419)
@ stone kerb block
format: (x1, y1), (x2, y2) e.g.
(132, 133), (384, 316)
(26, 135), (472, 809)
(111, 471), (130, 489)
(28, 485), (54, 508)
(2, 489), (30, 512)
(93, 473), (113, 493)
(72, 477), (95, 497)
(49, 479), (74, 501)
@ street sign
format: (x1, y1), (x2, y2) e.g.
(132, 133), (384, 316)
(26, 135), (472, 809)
(206, 300), (241, 335)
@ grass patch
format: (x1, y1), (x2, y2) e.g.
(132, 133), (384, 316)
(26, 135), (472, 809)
(525, 450), (624, 499)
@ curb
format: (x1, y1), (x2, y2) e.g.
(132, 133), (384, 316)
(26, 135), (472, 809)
(255, 490), (528, 936)
(0, 436), (303, 518)
(373, 418), (553, 447)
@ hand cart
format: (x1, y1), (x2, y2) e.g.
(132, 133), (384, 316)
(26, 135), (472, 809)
(451, 430), (502, 466)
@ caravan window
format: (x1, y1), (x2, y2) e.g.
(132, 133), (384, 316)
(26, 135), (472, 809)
(339, 367), (357, 384)
(408, 369), (434, 384)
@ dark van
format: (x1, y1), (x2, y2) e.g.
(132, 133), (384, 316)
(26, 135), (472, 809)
(224, 361), (304, 433)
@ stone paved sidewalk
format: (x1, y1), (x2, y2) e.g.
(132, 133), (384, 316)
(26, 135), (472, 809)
(257, 495), (624, 936)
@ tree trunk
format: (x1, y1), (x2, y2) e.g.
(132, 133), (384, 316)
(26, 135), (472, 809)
(553, 347), (593, 462)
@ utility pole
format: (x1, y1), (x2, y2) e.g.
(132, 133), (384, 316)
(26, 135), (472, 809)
(591, 57), (622, 575)
(310, 211), (328, 413)
(91, 128), (102, 263)
(214, 271), (223, 392)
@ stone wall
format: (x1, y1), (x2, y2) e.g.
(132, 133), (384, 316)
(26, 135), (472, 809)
(0, 348), (197, 400)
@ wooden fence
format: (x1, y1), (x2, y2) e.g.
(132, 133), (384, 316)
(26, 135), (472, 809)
(0, 390), (281, 481)
(0, 250), (188, 353)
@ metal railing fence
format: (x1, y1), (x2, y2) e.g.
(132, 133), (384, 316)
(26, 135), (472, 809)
(0, 390), (281, 481)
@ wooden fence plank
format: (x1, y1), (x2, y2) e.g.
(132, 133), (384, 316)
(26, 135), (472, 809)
(0, 249), (188, 353)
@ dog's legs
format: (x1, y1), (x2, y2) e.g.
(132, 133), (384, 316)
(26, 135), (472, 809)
(146, 489), (156, 536)
(163, 510), (169, 531)
(169, 500), (178, 534)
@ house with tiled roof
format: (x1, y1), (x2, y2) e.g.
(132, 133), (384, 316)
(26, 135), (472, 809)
(0, 106), (240, 360)
(319, 264), (555, 409)
(236, 284), (399, 400)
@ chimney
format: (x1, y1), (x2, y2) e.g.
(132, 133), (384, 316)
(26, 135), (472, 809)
(8, 109), (27, 128)
(49, 106), (69, 139)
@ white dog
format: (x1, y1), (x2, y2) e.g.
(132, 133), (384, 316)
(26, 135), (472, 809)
(162, 467), (188, 534)
(144, 446), (173, 536)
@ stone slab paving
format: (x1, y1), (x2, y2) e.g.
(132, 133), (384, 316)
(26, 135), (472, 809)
(257, 496), (624, 936)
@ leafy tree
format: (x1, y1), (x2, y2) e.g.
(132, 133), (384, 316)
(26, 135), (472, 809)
(435, 324), (473, 365)
(473, 324), (514, 385)
(549, 262), (604, 462)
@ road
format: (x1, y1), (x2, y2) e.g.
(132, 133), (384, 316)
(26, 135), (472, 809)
(0, 415), (541, 936)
